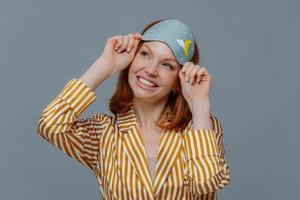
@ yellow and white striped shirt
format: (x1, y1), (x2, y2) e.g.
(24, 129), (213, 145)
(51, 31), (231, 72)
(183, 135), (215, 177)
(37, 78), (230, 200)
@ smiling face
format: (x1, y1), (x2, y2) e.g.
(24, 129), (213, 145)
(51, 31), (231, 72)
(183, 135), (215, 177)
(128, 41), (181, 103)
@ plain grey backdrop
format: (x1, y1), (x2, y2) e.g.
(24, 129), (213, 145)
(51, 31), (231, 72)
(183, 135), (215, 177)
(1, 0), (299, 199)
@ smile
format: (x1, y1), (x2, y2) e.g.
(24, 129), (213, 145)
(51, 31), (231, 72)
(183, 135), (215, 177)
(136, 76), (159, 90)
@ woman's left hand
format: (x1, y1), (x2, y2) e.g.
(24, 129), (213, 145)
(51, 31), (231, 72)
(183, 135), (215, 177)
(179, 62), (212, 111)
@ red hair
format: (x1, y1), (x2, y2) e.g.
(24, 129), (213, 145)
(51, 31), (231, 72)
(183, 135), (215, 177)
(109, 18), (200, 131)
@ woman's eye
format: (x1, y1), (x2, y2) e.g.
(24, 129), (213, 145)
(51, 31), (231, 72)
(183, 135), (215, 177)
(162, 63), (174, 70)
(141, 51), (149, 58)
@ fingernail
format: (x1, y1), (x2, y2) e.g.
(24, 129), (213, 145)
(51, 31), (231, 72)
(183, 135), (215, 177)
(185, 76), (189, 82)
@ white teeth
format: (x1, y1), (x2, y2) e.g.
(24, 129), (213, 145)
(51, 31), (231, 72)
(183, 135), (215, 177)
(138, 77), (156, 87)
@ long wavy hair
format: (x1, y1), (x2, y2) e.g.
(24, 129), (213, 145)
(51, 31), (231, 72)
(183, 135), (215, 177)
(109, 18), (200, 131)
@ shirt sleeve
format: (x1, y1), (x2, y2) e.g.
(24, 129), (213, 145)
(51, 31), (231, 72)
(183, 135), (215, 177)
(36, 78), (110, 171)
(183, 113), (230, 196)
(198, 192), (217, 200)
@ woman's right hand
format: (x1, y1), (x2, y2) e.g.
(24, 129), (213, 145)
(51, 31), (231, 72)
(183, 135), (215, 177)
(100, 33), (142, 76)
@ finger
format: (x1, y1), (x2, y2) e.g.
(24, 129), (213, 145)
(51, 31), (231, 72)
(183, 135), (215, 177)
(133, 32), (142, 39)
(197, 66), (211, 83)
(203, 68), (212, 82)
(107, 37), (117, 47)
(118, 35), (130, 53)
(196, 67), (205, 83)
(109, 36), (121, 48)
(130, 37), (141, 54)
(127, 33), (135, 52)
(190, 66), (200, 84)
(115, 36), (124, 50)
(181, 62), (189, 83)
(180, 67), (185, 78)
(183, 62), (193, 83)
(179, 67), (186, 84)
(181, 62), (190, 74)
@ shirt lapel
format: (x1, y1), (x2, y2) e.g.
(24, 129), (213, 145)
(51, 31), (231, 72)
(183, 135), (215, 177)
(153, 128), (183, 196)
(115, 106), (191, 198)
(153, 120), (193, 196)
(116, 106), (154, 199)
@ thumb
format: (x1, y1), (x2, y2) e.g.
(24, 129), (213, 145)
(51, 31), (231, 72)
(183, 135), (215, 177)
(103, 37), (117, 53)
(179, 68), (186, 85)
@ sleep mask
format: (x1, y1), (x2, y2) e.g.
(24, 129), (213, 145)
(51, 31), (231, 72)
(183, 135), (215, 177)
(141, 19), (195, 65)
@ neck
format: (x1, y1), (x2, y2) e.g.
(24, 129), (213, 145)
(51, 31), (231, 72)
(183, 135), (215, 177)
(132, 97), (168, 131)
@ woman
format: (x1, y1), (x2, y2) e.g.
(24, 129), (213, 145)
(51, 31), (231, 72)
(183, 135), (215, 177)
(37, 18), (230, 200)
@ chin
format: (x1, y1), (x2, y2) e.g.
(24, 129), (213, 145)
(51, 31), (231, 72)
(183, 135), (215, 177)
(132, 87), (159, 101)
(131, 86), (171, 104)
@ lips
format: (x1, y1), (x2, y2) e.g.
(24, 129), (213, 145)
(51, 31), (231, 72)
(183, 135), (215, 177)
(136, 75), (159, 87)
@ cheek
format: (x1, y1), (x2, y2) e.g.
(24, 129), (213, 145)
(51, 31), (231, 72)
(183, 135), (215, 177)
(128, 59), (139, 78)
(161, 72), (178, 88)
(130, 55), (144, 70)
(128, 67), (135, 86)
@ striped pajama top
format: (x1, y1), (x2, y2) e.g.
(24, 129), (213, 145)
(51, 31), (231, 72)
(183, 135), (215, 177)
(37, 78), (230, 200)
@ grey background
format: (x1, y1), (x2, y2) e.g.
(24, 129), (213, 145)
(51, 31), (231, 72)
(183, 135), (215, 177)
(0, 0), (299, 199)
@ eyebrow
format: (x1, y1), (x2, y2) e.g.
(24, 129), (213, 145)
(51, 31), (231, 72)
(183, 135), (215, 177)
(143, 44), (177, 63)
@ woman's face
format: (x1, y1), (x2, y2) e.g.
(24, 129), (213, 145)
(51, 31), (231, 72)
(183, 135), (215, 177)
(128, 41), (181, 103)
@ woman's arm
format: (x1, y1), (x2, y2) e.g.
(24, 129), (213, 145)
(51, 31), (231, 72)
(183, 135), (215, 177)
(37, 33), (141, 170)
(79, 56), (115, 91)
(37, 78), (111, 171)
(80, 33), (142, 90)
(183, 113), (231, 196)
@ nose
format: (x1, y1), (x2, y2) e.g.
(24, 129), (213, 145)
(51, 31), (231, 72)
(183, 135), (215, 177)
(145, 61), (158, 77)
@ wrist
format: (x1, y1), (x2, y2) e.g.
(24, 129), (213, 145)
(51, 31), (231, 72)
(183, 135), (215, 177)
(190, 98), (212, 130)
(190, 98), (211, 114)
(191, 112), (212, 130)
